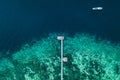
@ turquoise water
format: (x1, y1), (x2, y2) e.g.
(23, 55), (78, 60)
(0, 0), (120, 80)
(0, 33), (120, 80)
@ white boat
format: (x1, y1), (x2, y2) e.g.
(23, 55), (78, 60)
(92, 7), (103, 10)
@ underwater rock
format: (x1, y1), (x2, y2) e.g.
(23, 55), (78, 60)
(0, 33), (120, 80)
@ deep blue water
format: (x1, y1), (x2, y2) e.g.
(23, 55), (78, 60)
(0, 0), (120, 53)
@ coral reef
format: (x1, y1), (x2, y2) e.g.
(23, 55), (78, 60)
(0, 33), (120, 80)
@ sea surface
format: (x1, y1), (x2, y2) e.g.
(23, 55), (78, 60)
(0, 0), (120, 53)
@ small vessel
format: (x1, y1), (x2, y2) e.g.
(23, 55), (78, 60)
(92, 7), (103, 10)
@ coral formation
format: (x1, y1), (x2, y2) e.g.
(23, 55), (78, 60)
(0, 33), (120, 80)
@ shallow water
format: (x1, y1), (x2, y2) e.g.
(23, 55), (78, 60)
(0, 0), (120, 80)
